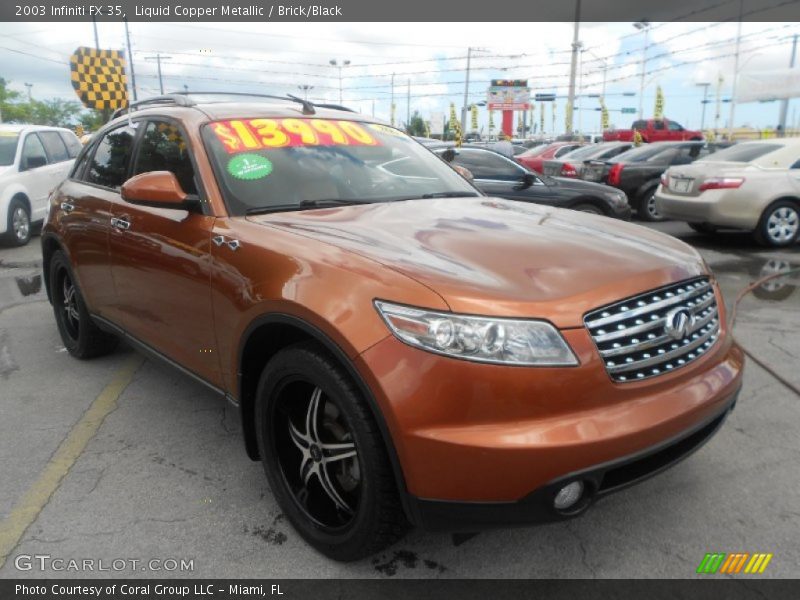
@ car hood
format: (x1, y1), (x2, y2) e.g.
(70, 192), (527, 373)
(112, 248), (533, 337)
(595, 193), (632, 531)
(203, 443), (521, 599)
(249, 197), (707, 328)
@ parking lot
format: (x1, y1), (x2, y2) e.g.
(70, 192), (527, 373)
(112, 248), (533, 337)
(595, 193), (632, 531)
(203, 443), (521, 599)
(0, 221), (798, 579)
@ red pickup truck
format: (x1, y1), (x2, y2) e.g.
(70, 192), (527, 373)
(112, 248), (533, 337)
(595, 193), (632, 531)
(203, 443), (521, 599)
(603, 118), (703, 143)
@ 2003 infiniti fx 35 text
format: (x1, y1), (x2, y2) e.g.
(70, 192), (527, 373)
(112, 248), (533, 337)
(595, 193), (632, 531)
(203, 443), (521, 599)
(42, 93), (744, 561)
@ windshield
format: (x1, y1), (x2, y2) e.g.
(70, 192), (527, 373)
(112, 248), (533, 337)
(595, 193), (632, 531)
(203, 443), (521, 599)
(699, 142), (781, 163)
(0, 132), (20, 166)
(202, 118), (478, 215)
(610, 144), (671, 163)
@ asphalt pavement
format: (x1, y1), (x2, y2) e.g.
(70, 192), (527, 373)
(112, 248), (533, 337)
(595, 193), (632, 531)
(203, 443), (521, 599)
(0, 220), (798, 579)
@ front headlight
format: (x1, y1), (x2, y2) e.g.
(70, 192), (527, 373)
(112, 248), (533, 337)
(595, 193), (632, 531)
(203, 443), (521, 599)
(605, 190), (628, 207)
(374, 301), (578, 366)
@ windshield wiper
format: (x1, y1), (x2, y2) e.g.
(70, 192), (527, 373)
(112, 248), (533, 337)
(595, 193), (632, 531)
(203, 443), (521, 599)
(246, 199), (371, 215)
(419, 191), (481, 199)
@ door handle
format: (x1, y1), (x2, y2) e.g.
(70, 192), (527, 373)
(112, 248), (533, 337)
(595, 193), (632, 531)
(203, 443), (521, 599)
(110, 217), (130, 231)
(60, 202), (75, 213)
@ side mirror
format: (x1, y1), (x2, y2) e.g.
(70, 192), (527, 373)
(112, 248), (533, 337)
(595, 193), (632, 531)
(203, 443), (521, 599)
(22, 155), (47, 171)
(121, 171), (196, 210)
(515, 172), (536, 189)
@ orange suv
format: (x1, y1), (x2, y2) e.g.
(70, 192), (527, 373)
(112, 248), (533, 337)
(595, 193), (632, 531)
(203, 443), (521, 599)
(42, 94), (744, 561)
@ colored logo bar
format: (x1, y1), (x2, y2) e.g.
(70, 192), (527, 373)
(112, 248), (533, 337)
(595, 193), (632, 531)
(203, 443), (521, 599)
(696, 553), (773, 574)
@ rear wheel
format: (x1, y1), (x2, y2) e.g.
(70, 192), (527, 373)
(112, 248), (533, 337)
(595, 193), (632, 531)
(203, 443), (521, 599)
(50, 251), (119, 358)
(754, 201), (800, 247)
(1, 198), (31, 247)
(256, 343), (408, 561)
(637, 187), (665, 222)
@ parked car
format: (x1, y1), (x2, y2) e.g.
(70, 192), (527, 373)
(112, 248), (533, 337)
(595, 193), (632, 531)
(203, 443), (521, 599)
(428, 145), (631, 219)
(541, 142), (633, 178)
(583, 141), (710, 222)
(656, 139), (800, 247)
(603, 118), (704, 143)
(43, 94), (743, 561)
(516, 141), (585, 173)
(0, 124), (82, 246)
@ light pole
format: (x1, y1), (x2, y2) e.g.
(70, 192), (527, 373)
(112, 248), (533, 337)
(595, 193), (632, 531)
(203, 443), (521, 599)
(634, 20), (651, 119)
(779, 34), (798, 135)
(696, 82), (711, 131)
(145, 54), (172, 95)
(460, 47), (474, 133)
(298, 84), (314, 101)
(329, 59), (350, 104)
(566, 0), (582, 135)
(24, 82), (32, 101)
(390, 72), (395, 126)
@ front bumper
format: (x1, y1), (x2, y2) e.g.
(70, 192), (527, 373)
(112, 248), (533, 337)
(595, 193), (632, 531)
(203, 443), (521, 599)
(355, 318), (744, 523)
(407, 388), (737, 531)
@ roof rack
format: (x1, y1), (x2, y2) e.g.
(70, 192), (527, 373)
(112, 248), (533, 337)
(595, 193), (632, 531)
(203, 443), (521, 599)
(112, 91), (356, 120)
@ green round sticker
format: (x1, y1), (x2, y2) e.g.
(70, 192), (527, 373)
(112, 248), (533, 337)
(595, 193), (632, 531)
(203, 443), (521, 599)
(227, 154), (273, 180)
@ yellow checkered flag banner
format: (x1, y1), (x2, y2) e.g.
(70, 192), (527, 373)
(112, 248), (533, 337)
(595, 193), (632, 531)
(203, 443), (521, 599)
(70, 47), (129, 111)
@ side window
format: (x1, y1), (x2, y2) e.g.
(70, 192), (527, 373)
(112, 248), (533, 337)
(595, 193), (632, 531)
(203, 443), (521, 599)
(38, 131), (70, 163)
(632, 120), (647, 130)
(60, 131), (83, 158)
(454, 150), (522, 179)
(134, 121), (197, 195)
(668, 121), (683, 131)
(554, 144), (580, 158)
(790, 159), (800, 169)
(653, 120), (665, 130)
(20, 133), (48, 171)
(86, 126), (136, 190)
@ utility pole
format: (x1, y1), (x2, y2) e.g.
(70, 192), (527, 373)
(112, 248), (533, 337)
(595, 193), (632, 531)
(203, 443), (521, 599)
(124, 18), (137, 101)
(715, 74), (724, 134)
(406, 79), (411, 130)
(92, 16), (99, 49)
(566, 0), (581, 135)
(145, 54), (172, 95)
(728, 0), (744, 140)
(390, 72), (395, 126)
(329, 59), (350, 104)
(778, 33), (798, 136)
(24, 83), (32, 101)
(460, 47), (474, 133)
(634, 20), (651, 119)
(298, 84), (313, 101)
(697, 82), (711, 131)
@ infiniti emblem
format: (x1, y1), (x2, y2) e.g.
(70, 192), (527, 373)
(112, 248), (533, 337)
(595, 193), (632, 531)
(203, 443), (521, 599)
(665, 307), (694, 340)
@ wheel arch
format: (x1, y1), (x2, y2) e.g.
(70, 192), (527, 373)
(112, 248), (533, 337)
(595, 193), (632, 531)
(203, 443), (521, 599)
(568, 196), (611, 215)
(236, 313), (415, 522)
(41, 233), (69, 304)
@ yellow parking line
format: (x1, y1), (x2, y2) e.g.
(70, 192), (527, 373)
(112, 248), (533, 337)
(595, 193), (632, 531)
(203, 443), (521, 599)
(0, 354), (143, 569)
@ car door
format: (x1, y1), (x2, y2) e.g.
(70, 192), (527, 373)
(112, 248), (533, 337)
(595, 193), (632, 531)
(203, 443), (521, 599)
(59, 124), (136, 318)
(108, 118), (222, 387)
(36, 131), (75, 222)
(17, 132), (52, 217)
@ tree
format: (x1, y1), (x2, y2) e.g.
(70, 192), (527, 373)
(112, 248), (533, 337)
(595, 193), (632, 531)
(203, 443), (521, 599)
(1, 76), (100, 128)
(404, 111), (427, 137)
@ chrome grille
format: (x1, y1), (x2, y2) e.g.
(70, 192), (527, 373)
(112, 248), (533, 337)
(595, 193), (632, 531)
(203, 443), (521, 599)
(584, 277), (721, 382)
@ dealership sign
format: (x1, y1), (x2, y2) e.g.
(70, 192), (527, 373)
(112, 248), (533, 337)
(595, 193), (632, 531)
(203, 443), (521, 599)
(488, 79), (530, 111)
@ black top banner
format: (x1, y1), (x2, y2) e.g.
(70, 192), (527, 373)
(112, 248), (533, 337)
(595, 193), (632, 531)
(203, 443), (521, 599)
(2, 0), (800, 22)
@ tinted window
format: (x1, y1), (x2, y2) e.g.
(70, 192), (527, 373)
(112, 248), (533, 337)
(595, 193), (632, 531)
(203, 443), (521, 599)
(790, 159), (800, 169)
(453, 149), (523, 179)
(599, 144), (631, 159)
(0, 132), (19, 166)
(134, 121), (197, 195)
(21, 133), (48, 170)
(610, 144), (669, 163)
(699, 143), (781, 163)
(60, 131), (83, 158)
(560, 144), (601, 160)
(632, 120), (647, 130)
(554, 144), (581, 157)
(86, 126), (135, 189)
(38, 131), (70, 162)
(668, 121), (683, 131)
(653, 121), (665, 130)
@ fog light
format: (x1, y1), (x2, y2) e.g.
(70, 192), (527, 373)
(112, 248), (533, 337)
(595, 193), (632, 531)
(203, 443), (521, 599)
(554, 481), (585, 511)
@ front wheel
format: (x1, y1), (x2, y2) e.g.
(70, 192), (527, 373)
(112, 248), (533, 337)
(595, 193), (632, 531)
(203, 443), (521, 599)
(572, 203), (604, 216)
(637, 188), (665, 222)
(50, 251), (119, 358)
(256, 343), (408, 561)
(754, 201), (800, 248)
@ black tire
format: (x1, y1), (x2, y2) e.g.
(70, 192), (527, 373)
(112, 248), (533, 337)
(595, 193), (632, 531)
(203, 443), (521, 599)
(50, 250), (119, 359)
(637, 186), (664, 222)
(1, 197), (31, 247)
(753, 200), (800, 248)
(572, 203), (605, 216)
(688, 222), (718, 235)
(255, 342), (408, 561)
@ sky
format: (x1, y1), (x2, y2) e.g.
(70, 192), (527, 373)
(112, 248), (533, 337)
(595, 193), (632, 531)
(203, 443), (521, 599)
(0, 20), (798, 134)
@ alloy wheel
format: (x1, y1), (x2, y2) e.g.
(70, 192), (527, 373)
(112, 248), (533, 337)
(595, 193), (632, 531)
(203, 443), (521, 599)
(61, 272), (80, 340)
(275, 382), (361, 529)
(766, 206), (799, 244)
(12, 206), (30, 242)
(645, 193), (662, 220)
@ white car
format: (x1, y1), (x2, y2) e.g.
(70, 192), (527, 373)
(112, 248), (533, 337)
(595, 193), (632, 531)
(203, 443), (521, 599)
(655, 138), (800, 247)
(0, 124), (81, 246)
